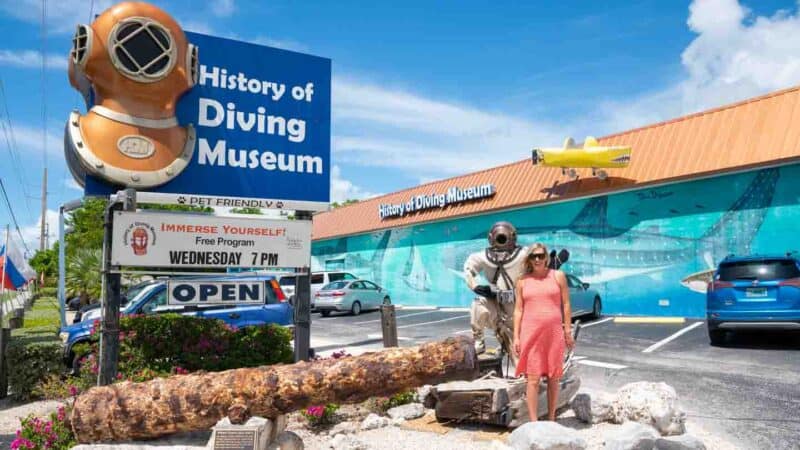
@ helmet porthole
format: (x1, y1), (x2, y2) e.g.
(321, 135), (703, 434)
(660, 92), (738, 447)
(71, 24), (92, 67)
(108, 17), (177, 83)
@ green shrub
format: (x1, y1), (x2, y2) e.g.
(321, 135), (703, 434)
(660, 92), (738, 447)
(301, 404), (339, 427)
(38, 287), (58, 298)
(6, 341), (63, 401)
(365, 390), (416, 414)
(71, 314), (293, 390)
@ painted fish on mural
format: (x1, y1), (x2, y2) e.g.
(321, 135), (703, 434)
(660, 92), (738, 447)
(402, 241), (431, 291)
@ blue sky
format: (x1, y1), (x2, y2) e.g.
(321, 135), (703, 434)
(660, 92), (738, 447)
(1, 0), (800, 253)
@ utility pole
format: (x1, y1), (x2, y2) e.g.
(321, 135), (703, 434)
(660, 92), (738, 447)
(39, 168), (47, 251)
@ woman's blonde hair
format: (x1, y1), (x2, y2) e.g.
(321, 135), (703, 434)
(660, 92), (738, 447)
(520, 242), (550, 281)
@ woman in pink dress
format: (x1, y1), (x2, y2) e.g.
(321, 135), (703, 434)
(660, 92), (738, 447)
(513, 243), (574, 421)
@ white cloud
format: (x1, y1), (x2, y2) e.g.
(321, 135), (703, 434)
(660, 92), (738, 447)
(0, 0), (113, 34)
(332, 77), (567, 178)
(330, 165), (380, 203)
(64, 178), (82, 191)
(210, 0), (235, 18)
(20, 209), (59, 252)
(0, 50), (66, 70)
(597, 0), (800, 132)
(9, 123), (62, 157)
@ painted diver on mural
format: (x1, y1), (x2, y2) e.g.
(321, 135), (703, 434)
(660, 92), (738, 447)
(463, 221), (528, 361)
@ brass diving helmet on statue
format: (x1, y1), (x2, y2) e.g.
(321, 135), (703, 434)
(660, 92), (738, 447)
(64, 1), (198, 189)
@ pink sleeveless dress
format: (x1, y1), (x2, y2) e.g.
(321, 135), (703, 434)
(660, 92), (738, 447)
(515, 270), (566, 378)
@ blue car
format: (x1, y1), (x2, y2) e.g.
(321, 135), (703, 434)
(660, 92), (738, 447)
(707, 254), (800, 345)
(59, 275), (294, 370)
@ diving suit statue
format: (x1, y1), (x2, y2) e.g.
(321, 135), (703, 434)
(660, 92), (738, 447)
(464, 221), (528, 364)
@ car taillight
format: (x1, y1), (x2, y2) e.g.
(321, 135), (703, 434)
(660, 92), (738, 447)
(332, 291), (346, 297)
(779, 278), (800, 288)
(708, 280), (733, 292)
(315, 292), (320, 297)
(270, 280), (287, 302)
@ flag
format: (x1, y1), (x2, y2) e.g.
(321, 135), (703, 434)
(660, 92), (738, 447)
(1, 238), (35, 290)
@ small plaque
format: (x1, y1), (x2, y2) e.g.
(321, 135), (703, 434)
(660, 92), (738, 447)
(213, 428), (258, 450)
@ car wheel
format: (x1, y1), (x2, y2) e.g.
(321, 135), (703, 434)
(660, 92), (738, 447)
(591, 296), (602, 319)
(320, 310), (331, 318)
(383, 296), (391, 306)
(351, 301), (362, 316)
(708, 328), (726, 346)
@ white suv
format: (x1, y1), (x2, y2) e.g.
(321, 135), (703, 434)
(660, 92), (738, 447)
(279, 271), (357, 309)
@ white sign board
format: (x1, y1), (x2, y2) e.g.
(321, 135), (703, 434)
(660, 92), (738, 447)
(167, 280), (266, 306)
(111, 211), (311, 268)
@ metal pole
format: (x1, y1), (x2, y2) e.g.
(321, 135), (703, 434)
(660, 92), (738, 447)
(98, 189), (135, 386)
(57, 206), (66, 330)
(293, 210), (312, 362)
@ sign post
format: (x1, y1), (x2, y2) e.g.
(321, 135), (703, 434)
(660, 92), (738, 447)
(293, 210), (313, 362)
(98, 189), (136, 386)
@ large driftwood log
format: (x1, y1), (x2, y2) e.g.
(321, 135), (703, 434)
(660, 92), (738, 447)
(71, 336), (477, 443)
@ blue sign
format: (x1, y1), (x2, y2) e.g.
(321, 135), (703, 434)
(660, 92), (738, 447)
(84, 32), (331, 209)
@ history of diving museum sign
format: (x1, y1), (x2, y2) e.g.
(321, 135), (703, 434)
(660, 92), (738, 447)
(110, 211), (312, 269)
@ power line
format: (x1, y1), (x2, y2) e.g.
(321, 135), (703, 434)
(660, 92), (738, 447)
(0, 78), (35, 223)
(0, 177), (30, 254)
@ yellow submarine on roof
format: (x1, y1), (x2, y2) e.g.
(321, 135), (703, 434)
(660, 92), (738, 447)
(532, 136), (632, 179)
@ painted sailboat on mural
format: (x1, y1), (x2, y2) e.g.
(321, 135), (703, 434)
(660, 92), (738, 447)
(402, 242), (431, 291)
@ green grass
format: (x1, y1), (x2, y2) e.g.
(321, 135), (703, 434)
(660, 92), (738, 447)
(11, 296), (62, 346)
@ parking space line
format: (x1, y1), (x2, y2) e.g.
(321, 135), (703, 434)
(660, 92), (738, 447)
(396, 306), (438, 311)
(577, 360), (627, 370)
(642, 321), (704, 353)
(580, 317), (613, 328)
(366, 333), (412, 341)
(353, 310), (437, 324)
(614, 316), (686, 324)
(454, 329), (472, 334)
(396, 314), (470, 329)
(439, 307), (470, 312)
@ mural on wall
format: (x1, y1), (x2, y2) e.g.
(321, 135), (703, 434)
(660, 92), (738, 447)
(311, 165), (798, 317)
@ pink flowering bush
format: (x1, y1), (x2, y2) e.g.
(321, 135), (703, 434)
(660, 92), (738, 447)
(300, 403), (339, 426)
(11, 405), (75, 450)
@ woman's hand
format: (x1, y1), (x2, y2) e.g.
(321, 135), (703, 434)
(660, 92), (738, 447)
(513, 339), (521, 358)
(564, 330), (575, 350)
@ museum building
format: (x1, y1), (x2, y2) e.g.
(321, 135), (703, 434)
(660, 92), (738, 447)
(310, 86), (800, 317)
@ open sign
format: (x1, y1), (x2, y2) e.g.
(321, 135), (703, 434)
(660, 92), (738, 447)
(167, 280), (266, 306)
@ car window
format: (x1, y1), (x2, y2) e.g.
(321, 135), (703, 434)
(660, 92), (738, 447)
(311, 274), (324, 284)
(328, 273), (346, 282)
(279, 276), (296, 286)
(322, 281), (349, 290)
(718, 259), (800, 282)
(363, 281), (379, 290)
(123, 283), (161, 314)
(141, 289), (167, 314)
(342, 273), (357, 280)
(350, 281), (365, 289)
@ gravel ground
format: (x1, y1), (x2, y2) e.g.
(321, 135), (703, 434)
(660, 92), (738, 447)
(0, 398), (65, 448)
(0, 399), (742, 450)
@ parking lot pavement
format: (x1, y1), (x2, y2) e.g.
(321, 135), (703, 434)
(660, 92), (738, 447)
(309, 309), (800, 449)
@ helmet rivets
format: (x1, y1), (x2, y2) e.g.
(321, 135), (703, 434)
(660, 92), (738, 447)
(131, 174), (140, 182)
(94, 162), (104, 168)
(166, 168), (174, 176)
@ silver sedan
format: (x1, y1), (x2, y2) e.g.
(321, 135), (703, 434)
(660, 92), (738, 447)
(315, 280), (392, 317)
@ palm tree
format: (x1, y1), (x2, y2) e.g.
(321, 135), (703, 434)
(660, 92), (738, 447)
(66, 248), (102, 308)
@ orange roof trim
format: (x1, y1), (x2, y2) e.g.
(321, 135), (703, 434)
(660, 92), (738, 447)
(313, 86), (800, 240)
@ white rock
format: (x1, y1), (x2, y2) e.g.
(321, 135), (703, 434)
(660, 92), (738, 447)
(267, 430), (305, 450)
(360, 413), (389, 430)
(612, 382), (686, 436)
(328, 421), (358, 436)
(508, 421), (587, 450)
(387, 403), (425, 420)
(390, 417), (406, 426)
(604, 421), (660, 450)
(655, 434), (707, 450)
(329, 434), (368, 450)
(417, 384), (435, 408)
(571, 392), (615, 424)
(490, 440), (514, 450)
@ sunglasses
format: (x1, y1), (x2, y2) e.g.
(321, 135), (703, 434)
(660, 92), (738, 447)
(529, 253), (547, 261)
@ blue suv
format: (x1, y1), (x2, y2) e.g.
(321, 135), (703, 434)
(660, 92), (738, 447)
(707, 254), (800, 345)
(59, 275), (294, 370)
